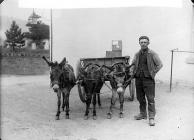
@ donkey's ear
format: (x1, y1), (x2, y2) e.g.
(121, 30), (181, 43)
(42, 56), (52, 66)
(60, 57), (66, 65)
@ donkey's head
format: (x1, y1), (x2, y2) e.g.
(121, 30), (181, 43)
(76, 62), (102, 81)
(102, 62), (133, 94)
(111, 63), (126, 94)
(42, 56), (66, 92)
(50, 62), (63, 92)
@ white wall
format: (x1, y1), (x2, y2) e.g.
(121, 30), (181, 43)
(51, 0), (194, 84)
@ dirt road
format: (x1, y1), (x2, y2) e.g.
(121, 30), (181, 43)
(1, 75), (194, 140)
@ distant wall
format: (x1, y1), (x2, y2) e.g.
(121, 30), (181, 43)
(0, 50), (50, 75)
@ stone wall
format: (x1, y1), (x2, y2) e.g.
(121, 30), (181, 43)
(0, 50), (50, 75)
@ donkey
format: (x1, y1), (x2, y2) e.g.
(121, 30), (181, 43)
(42, 56), (76, 120)
(102, 62), (134, 119)
(76, 63), (104, 120)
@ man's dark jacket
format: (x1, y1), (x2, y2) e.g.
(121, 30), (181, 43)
(131, 48), (163, 79)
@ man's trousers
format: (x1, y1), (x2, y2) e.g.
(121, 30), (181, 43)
(135, 77), (155, 119)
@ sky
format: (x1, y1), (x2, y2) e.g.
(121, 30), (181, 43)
(18, 0), (183, 9)
(0, 0), (183, 21)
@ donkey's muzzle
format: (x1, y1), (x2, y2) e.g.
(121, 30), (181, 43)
(53, 84), (59, 92)
(117, 87), (124, 93)
(117, 83), (124, 93)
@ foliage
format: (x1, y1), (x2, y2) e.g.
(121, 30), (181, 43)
(25, 23), (49, 41)
(5, 21), (25, 51)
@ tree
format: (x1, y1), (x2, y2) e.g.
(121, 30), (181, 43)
(5, 21), (25, 51)
(25, 22), (49, 49)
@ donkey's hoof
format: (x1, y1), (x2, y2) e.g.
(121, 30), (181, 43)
(84, 115), (89, 120)
(66, 115), (70, 119)
(107, 113), (112, 119)
(119, 113), (124, 118)
(98, 105), (102, 109)
(55, 116), (60, 120)
(93, 115), (97, 120)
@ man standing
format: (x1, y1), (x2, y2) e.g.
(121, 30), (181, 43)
(131, 36), (163, 126)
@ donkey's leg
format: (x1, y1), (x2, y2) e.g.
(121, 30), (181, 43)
(62, 91), (65, 111)
(56, 90), (61, 120)
(65, 89), (70, 119)
(97, 93), (102, 108)
(118, 91), (124, 118)
(84, 94), (92, 120)
(107, 89), (117, 119)
(92, 93), (97, 120)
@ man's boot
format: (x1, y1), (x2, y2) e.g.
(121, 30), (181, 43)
(134, 113), (147, 120)
(149, 118), (155, 126)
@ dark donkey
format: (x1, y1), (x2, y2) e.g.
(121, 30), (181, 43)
(102, 62), (134, 119)
(42, 56), (76, 120)
(76, 63), (104, 120)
